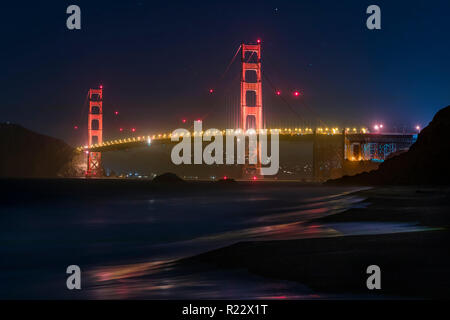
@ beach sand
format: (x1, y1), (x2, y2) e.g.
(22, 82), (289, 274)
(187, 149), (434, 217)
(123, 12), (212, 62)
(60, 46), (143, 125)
(179, 186), (450, 299)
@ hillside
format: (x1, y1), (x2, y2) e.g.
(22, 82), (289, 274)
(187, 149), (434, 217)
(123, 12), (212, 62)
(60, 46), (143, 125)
(0, 123), (75, 177)
(327, 105), (450, 185)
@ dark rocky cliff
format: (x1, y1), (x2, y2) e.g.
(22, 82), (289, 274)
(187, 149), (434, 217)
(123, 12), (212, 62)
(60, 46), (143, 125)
(327, 105), (450, 185)
(0, 123), (75, 177)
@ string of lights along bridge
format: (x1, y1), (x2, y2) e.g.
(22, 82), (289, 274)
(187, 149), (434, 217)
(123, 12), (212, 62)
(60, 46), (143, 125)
(78, 127), (371, 151)
(79, 40), (418, 177)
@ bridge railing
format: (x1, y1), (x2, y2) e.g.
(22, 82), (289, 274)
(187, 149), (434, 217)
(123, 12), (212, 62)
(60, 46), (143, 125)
(77, 127), (375, 152)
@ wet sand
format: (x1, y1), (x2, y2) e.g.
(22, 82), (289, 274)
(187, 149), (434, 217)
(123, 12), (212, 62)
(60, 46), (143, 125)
(179, 187), (450, 299)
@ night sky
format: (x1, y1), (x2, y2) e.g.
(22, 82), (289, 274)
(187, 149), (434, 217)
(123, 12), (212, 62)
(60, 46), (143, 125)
(1, 0), (449, 146)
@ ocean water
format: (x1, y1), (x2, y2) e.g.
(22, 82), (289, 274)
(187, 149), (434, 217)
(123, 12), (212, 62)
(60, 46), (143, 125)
(0, 183), (421, 299)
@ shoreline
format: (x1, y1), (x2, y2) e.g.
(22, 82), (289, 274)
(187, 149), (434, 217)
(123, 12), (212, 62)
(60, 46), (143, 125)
(177, 186), (450, 299)
(2, 179), (449, 298)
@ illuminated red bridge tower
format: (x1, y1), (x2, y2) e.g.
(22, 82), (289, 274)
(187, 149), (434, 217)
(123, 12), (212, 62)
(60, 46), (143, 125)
(240, 42), (263, 178)
(240, 42), (262, 131)
(86, 86), (103, 176)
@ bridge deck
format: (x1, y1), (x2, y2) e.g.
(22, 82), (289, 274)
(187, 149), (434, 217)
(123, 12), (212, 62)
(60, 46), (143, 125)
(78, 130), (417, 153)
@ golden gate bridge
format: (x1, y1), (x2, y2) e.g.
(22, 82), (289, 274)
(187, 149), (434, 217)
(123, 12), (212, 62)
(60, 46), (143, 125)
(77, 40), (418, 179)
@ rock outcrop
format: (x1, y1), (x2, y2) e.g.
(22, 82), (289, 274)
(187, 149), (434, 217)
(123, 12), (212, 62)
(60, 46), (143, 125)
(327, 105), (450, 185)
(152, 172), (185, 183)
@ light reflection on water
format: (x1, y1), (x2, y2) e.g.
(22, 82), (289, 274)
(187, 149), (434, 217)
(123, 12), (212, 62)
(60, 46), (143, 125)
(81, 186), (423, 299)
(1, 184), (431, 299)
(86, 220), (430, 299)
(89, 267), (318, 300)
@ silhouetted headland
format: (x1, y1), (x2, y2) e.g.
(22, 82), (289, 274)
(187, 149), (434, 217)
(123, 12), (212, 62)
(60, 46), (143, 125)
(0, 123), (75, 178)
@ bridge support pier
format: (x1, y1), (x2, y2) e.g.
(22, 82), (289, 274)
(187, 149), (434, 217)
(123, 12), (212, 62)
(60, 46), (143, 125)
(86, 87), (103, 177)
(313, 130), (345, 182)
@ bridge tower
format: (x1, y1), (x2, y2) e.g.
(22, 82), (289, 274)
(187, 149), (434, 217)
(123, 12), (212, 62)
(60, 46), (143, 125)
(240, 42), (262, 131)
(240, 42), (263, 178)
(86, 86), (103, 177)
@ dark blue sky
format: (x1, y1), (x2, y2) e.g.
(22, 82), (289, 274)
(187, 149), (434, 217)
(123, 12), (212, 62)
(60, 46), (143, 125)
(1, 0), (449, 145)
